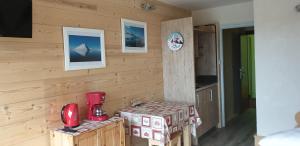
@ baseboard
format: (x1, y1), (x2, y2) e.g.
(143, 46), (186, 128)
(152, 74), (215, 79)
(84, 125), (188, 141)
(254, 134), (264, 146)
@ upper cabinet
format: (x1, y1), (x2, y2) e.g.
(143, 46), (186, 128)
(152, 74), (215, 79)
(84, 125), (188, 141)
(194, 25), (218, 90)
(194, 25), (217, 76)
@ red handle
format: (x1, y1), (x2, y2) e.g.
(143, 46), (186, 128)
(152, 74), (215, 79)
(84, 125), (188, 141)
(61, 105), (67, 124)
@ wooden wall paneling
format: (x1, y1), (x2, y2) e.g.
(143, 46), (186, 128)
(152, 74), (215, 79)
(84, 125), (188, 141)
(20, 135), (49, 146)
(0, 0), (190, 145)
(0, 80), (163, 145)
(162, 17), (196, 104)
(0, 117), (49, 146)
(0, 97), (54, 127)
(0, 54), (162, 84)
(40, 0), (99, 11)
(0, 73), (116, 104)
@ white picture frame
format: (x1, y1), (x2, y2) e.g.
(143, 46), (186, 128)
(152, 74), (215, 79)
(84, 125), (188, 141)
(121, 18), (148, 53)
(63, 27), (106, 71)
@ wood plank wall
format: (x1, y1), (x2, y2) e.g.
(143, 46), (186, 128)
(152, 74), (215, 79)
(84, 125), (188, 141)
(162, 17), (196, 104)
(0, 0), (190, 145)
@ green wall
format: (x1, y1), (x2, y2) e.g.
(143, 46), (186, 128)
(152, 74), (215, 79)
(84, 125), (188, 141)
(241, 34), (256, 99)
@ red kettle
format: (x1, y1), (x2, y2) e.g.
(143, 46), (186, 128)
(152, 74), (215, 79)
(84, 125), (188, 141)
(61, 103), (80, 128)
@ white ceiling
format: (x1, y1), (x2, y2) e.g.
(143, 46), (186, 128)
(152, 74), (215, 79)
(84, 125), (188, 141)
(157, 0), (252, 10)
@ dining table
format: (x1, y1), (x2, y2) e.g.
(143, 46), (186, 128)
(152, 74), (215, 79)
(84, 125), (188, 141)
(119, 101), (202, 146)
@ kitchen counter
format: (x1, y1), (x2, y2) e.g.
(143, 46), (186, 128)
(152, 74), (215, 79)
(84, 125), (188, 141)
(196, 83), (218, 91)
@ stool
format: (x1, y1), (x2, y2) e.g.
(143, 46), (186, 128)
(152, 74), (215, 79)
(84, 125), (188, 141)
(148, 132), (182, 146)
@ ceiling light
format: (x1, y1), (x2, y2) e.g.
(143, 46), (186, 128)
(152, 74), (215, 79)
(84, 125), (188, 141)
(141, 1), (156, 11)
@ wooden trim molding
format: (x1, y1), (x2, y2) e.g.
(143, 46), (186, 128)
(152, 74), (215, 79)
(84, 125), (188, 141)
(296, 112), (300, 128)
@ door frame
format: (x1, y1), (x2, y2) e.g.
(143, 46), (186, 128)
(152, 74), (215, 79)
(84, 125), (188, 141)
(219, 21), (254, 127)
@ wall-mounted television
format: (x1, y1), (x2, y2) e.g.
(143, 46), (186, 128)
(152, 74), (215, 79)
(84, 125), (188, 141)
(0, 0), (32, 38)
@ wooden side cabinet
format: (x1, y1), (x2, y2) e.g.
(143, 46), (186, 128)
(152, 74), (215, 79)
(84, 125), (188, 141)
(50, 117), (125, 146)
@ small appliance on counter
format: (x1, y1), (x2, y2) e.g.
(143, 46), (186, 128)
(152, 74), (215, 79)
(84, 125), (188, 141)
(86, 91), (109, 121)
(61, 103), (80, 132)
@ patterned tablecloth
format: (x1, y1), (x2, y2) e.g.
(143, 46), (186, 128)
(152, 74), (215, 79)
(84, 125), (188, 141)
(119, 101), (202, 144)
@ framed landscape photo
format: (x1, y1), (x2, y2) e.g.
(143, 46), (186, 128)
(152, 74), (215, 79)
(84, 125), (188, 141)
(121, 18), (147, 53)
(63, 27), (106, 71)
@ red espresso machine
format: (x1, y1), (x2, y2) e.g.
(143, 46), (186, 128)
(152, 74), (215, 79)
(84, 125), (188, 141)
(86, 91), (109, 121)
(61, 103), (80, 128)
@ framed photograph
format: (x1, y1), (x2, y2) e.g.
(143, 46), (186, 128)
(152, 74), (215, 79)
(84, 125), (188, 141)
(63, 27), (106, 71)
(121, 18), (147, 53)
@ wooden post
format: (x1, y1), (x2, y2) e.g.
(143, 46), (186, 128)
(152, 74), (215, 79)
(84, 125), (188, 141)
(183, 125), (191, 146)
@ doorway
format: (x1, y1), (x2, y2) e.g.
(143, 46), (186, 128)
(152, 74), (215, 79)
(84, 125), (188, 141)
(222, 26), (256, 124)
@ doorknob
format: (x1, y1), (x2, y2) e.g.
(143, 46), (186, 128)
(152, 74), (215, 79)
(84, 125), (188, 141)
(240, 67), (245, 79)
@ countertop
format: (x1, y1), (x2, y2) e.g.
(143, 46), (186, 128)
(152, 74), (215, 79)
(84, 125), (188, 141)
(196, 83), (218, 91)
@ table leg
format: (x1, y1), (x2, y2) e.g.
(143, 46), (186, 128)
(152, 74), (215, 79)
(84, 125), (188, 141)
(183, 125), (191, 146)
(177, 136), (181, 146)
(126, 135), (131, 146)
(170, 132), (182, 146)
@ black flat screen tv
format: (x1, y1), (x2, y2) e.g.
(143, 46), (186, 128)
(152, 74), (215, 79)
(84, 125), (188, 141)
(0, 0), (32, 38)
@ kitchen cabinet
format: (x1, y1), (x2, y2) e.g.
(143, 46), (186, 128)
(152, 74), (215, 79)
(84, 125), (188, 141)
(196, 84), (219, 136)
(194, 24), (219, 136)
(50, 118), (125, 146)
(194, 25), (217, 76)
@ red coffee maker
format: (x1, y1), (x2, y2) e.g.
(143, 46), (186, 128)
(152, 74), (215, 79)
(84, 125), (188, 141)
(86, 91), (109, 121)
(61, 103), (80, 128)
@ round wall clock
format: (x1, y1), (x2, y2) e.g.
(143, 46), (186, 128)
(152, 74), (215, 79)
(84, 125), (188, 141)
(167, 32), (184, 51)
